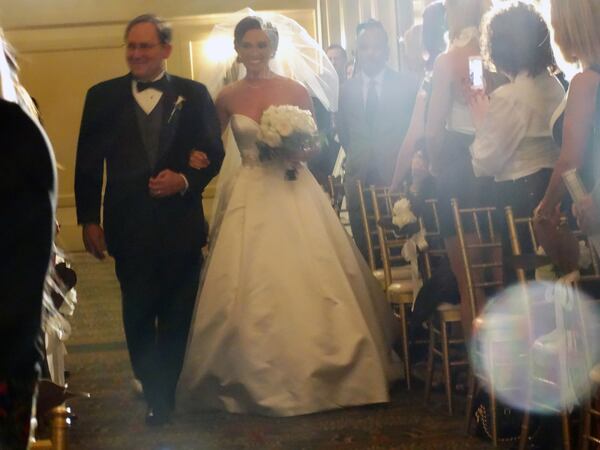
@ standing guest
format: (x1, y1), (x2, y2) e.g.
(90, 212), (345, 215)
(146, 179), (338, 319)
(390, 0), (447, 191)
(74, 14), (224, 426)
(536, 0), (600, 237)
(0, 33), (57, 448)
(470, 2), (563, 221)
(400, 23), (425, 78)
(338, 19), (419, 260)
(326, 44), (348, 84)
(425, 0), (492, 336)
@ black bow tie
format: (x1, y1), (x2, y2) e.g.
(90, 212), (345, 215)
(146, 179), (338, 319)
(136, 77), (167, 92)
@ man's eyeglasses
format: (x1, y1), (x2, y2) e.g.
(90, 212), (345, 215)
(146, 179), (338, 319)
(126, 43), (160, 52)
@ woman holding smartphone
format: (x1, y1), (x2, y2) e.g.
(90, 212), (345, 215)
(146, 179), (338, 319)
(425, 0), (492, 336)
(536, 0), (600, 235)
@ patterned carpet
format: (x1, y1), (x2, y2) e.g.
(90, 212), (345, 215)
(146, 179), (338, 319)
(63, 252), (493, 450)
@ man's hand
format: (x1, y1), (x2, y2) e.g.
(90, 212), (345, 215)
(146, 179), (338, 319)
(83, 223), (107, 260)
(149, 169), (186, 198)
(574, 195), (600, 233)
(189, 150), (210, 169)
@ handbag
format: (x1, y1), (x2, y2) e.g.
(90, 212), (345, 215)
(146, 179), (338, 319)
(471, 390), (523, 443)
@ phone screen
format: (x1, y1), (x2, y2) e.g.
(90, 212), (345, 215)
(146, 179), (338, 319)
(469, 56), (484, 90)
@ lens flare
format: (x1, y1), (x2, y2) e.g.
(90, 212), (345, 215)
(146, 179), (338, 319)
(471, 281), (600, 414)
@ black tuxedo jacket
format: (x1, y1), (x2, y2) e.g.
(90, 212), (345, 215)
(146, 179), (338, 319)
(75, 73), (224, 259)
(1, 99), (56, 377)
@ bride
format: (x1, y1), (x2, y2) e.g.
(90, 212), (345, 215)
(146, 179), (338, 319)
(176, 12), (401, 417)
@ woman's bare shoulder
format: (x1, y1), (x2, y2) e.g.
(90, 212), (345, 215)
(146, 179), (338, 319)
(568, 70), (600, 105)
(571, 70), (600, 90)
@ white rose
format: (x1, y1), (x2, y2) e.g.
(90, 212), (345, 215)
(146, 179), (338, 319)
(275, 120), (294, 137)
(260, 129), (282, 148)
(392, 198), (417, 229)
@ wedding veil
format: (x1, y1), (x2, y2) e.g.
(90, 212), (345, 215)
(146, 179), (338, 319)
(200, 8), (339, 241)
(198, 7), (339, 112)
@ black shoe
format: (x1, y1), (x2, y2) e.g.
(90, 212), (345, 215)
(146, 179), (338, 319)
(145, 407), (171, 427)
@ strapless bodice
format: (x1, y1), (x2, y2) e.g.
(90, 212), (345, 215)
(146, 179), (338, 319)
(230, 114), (261, 165)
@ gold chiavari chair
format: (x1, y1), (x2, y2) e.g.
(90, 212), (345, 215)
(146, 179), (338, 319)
(30, 380), (90, 450)
(582, 364), (600, 450)
(560, 226), (600, 450)
(356, 181), (412, 288)
(574, 231), (600, 450)
(327, 175), (344, 216)
(370, 187), (423, 389)
(505, 207), (597, 450)
(451, 199), (510, 447)
(422, 199), (468, 415)
(327, 175), (352, 234)
(30, 406), (70, 450)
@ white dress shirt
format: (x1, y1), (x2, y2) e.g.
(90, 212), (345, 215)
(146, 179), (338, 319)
(361, 70), (385, 106)
(131, 70), (165, 115)
(471, 71), (565, 181)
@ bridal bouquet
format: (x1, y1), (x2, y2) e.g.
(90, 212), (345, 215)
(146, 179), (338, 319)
(257, 105), (319, 180)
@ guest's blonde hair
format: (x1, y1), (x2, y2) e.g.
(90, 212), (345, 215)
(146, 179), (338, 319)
(445, 0), (491, 41)
(551, 0), (600, 67)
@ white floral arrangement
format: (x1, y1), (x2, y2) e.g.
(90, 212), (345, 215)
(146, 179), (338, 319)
(392, 198), (417, 229)
(257, 105), (319, 180)
(391, 198), (428, 303)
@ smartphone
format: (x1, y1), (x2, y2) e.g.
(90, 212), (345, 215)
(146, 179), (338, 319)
(469, 56), (484, 90)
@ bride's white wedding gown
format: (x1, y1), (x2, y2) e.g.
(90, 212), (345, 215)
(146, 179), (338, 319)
(176, 114), (401, 416)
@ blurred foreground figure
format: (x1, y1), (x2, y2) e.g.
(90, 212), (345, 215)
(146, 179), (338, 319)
(0, 31), (57, 449)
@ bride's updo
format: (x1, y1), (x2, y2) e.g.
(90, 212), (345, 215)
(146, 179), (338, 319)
(234, 16), (279, 56)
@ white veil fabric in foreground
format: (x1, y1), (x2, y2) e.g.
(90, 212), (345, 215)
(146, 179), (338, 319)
(198, 7), (339, 112)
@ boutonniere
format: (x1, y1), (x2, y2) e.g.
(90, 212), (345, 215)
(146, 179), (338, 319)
(167, 95), (186, 123)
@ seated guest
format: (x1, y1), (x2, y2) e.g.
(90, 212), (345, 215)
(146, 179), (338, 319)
(470, 2), (564, 221)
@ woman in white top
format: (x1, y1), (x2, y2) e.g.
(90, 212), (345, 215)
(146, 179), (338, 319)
(470, 2), (564, 219)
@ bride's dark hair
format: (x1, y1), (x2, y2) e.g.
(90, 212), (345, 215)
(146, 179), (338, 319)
(234, 16), (279, 54)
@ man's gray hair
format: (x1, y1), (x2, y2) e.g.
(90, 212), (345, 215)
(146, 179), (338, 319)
(125, 14), (172, 45)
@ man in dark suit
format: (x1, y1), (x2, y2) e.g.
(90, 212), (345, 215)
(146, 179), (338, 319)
(1, 44), (56, 447)
(338, 20), (419, 261)
(75, 14), (224, 425)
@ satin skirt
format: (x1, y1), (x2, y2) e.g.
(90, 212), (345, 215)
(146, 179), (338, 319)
(176, 162), (401, 416)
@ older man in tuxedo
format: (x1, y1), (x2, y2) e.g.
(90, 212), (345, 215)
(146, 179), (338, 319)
(75, 14), (224, 425)
(338, 20), (419, 261)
